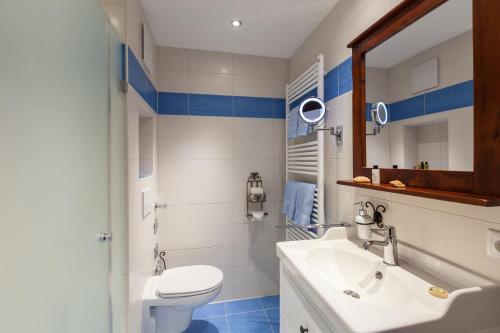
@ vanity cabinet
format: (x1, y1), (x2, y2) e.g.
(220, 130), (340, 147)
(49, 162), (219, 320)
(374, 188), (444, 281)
(281, 266), (333, 333)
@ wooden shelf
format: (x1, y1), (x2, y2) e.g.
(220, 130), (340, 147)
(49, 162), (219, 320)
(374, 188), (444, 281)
(337, 181), (500, 207)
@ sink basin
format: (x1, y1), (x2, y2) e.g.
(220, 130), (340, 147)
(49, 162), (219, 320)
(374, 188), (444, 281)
(277, 235), (500, 333)
(308, 247), (412, 307)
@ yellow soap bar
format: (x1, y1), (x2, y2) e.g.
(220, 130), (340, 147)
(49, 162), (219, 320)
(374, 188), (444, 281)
(353, 176), (371, 183)
(428, 286), (448, 299)
(389, 180), (406, 188)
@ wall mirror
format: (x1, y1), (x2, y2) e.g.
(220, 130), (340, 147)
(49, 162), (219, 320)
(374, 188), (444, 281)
(365, 0), (473, 171)
(346, 0), (500, 205)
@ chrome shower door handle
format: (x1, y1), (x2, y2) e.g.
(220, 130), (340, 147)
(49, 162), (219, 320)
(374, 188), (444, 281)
(98, 233), (113, 241)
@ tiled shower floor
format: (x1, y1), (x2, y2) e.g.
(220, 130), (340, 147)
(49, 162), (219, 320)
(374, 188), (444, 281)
(184, 295), (280, 333)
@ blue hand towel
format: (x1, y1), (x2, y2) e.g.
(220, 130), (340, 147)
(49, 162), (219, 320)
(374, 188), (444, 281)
(282, 181), (299, 220)
(293, 182), (316, 225)
(296, 116), (311, 137)
(287, 107), (299, 138)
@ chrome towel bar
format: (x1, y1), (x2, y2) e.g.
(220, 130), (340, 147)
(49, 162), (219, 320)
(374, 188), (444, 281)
(275, 222), (351, 230)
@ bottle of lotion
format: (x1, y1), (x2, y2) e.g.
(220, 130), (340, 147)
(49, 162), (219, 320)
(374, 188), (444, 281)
(372, 165), (380, 185)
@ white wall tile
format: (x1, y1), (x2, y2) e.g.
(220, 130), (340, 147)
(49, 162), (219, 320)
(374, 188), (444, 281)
(157, 204), (189, 228)
(232, 139), (276, 160)
(157, 138), (191, 160)
(189, 71), (233, 95)
(232, 159), (276, 182)
(189, 247), (232, 267)
(164, 249), (190, 269)
(189, 160), (233, 181)
(158, 181), (190, 205)
(158, 47), (287, 99)
(233, 75), (281, 98)
(233, 54), (288, 78)
(189, 181), (234, 204)
(188, 225), (231, 248)
(188, 49), (233, 74)
(158, 47), (188, 70)
(159, 226), (190, 250)
(232, 118), (275, 139)
(158, 116), (190, 138)
(157, 69), (189, 93)
(189, 116), (233, 139)
(188, 203), (235, 226)
(189, 138), (233, 159)
(158, 159), (190, 182)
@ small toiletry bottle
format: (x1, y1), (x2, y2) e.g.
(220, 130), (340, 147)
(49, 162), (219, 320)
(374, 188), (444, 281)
(372, 165), (380, 185)
(420, 161), (425, 170)
(424, 161), (429, 169)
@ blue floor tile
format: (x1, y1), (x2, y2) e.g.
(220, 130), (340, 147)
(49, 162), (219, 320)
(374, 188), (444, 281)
(225, 298), (262, 314)
(227, 310), (274, 333)
(184, 317), (229, 333)
(260, 295), (279, 309)
(194, 303), (226, 319)
(265, 308), (279, 333)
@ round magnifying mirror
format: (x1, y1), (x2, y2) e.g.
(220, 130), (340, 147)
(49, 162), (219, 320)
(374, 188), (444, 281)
(370, 102), (388, 127)
(299, 97), (326, 125)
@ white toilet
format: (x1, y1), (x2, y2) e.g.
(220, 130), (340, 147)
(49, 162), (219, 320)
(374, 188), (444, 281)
(142, 265), (223, 333)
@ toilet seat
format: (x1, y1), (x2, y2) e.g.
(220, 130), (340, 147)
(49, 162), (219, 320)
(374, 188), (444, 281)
(156, 265), (223, 298)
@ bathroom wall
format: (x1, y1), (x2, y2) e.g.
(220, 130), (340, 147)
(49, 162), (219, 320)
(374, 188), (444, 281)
(156, 47), (288, 301)
(290, 0), (500, 283)
(126, 88), (158, 333)
(123, 0), (160, 332)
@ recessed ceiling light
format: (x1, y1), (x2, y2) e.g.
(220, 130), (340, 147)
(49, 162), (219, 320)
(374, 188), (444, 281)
(231, 19), (242, 28)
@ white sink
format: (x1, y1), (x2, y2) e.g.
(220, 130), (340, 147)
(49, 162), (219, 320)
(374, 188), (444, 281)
(308, 247), (413, 307)
(277, 234), (500, 333)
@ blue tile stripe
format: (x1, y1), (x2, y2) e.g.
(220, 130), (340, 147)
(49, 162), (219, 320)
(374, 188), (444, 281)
(424, 80), (473, 114)
(234, 96), (275, 118)
(191, 94), (233, 117)
(389, 95), (425, 122)
(338, 57), (353, 95)
(324, 57), (353, 102)
(158, 92), (286, 119)
(127, 47), (158, 111)
(365, 80), (474, 122)
(158, 92), (188, 115)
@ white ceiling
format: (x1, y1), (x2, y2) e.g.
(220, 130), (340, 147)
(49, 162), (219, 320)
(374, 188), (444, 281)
(366, 0), (472, 68)
(140, 0), (339, 58)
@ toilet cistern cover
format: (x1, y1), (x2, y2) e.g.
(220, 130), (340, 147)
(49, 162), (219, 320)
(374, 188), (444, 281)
(157, 265), (223, 297)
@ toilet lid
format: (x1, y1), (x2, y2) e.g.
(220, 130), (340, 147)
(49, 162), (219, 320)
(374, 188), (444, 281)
(157, 265), (223, 298)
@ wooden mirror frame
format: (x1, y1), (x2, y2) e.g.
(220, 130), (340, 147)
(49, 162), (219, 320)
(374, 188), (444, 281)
(340, 0), (500, 206)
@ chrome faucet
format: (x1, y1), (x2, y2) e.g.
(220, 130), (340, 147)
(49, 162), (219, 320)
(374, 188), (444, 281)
(362, 225), (399, 266)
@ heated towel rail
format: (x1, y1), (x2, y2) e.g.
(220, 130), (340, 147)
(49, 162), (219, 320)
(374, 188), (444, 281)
(284, 55), (325, 240)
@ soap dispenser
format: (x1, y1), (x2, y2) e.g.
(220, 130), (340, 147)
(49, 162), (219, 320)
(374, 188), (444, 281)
(354, 201), (373, 240)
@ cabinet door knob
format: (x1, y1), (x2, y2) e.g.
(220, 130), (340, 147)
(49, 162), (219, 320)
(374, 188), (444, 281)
(300, 326), (309, 333)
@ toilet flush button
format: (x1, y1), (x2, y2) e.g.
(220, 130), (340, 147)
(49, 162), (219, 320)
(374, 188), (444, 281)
(487, 229), (500, 257)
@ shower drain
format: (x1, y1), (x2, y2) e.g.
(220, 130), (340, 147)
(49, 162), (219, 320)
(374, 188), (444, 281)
(343, 290), (360, 299)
